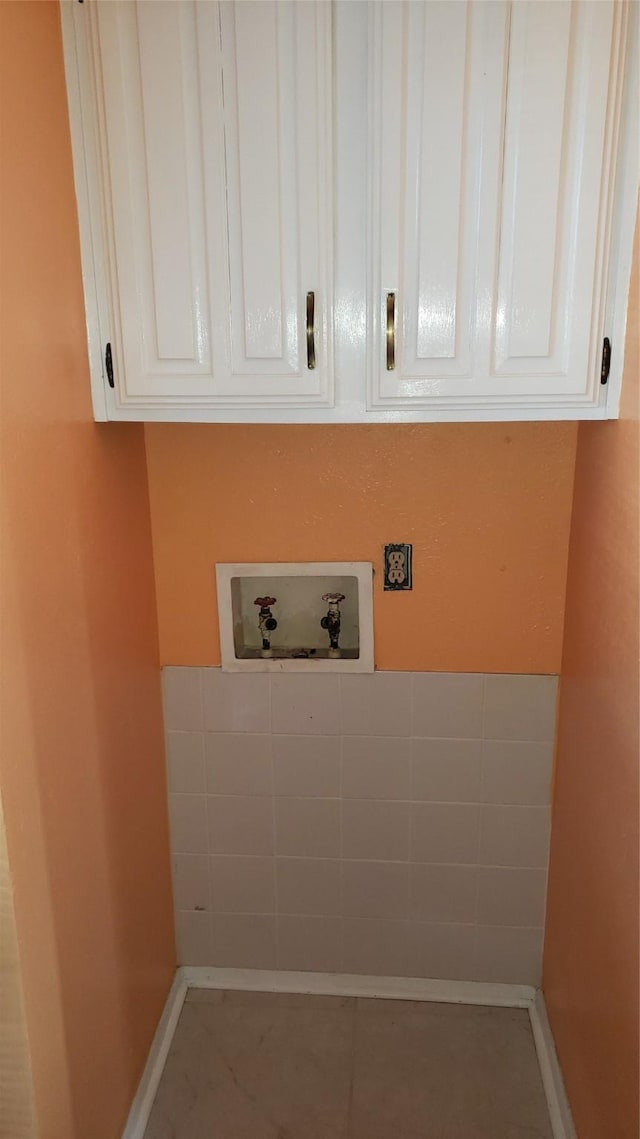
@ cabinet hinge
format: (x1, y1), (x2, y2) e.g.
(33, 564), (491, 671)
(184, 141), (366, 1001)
(600, 337), (611, 385)
(105, 343), (114, 388)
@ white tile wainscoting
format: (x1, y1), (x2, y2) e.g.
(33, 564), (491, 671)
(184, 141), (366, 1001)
(163, 669), (557, 986)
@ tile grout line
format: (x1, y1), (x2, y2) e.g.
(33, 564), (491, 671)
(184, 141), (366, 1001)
(173, 850), (550, 872)
(204, 669), (217, 964)
(171, 791), (552, 806)
(174, 907), (545, 933)
(474, 673), (487, 956)
(193, 730), (557, 746)
(200, 671), (214, 931)
(269, 674), (281, 970)
(337, 678), (346, 972)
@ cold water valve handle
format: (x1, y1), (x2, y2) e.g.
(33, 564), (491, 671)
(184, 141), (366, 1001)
(254, 596), (277, 658)
(321, 592), (345, 658)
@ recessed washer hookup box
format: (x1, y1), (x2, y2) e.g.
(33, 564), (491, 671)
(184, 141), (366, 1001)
(215, 562), (374, 673)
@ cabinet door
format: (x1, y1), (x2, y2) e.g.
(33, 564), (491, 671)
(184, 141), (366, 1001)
(368, 0), (627, 414)
(91, 0), (332, 412)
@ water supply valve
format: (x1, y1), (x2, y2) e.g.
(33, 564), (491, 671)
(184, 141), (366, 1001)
(254, 596), (278, 658)
(321, 592), (345, 658)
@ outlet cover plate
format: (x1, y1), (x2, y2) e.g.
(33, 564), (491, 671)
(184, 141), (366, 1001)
(383, 544), (413, 590)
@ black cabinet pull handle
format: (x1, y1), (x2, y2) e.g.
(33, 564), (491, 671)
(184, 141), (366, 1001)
(306, 292), (316, 370)
(386, 292), (396, 371)
(105, 342), (114, 388)
(600, 337), (611, 384)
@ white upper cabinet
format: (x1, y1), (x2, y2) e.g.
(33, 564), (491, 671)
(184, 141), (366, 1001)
(62, 0), (637, 422)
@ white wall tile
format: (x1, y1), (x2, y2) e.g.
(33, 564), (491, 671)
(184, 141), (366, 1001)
(341, 861), (409, 920)
(477, 867), (547, 927)
(410, 803), (480, 865)
(475, 925), (544, 986)
(172, 853), (210, 911)
(209, 855), (275, 913)
(277, 915), (342, 973)
(203, 669), (270, 733)
(342, 737), (411, 800)
(271, 674), (341, 735)
(176, 910), (212, 966)
(205, 733), (273, 795)
(481, 740), (553, 805)
(207, 795), (274, 856)
(276, 857), (342, 916)
(409, 864), (477, 924)
(411, 738), (482, 802)
(273, 735), (341, 797)
(166, 731), (206, 793)
(483, 675), (557, 741)
(275, 797), (341, 858)
(211, 914), (277, 969)
(341, 800), (410, 861)
(163, 666), (557, 983)
(478, 805), (550, 868)
(163, 667), (203, 731)
(407, 922), (477, 982)
(168, 793), (208, 854)
(341, 673), (411, 737)
(342, 918), (413, 977)
(412, 674), (484, 738)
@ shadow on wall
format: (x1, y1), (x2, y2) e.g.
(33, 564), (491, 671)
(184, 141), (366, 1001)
(0, 3), (175, 1138)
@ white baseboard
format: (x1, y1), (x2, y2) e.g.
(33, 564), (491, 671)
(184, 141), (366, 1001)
(181, 965), (535, 1008)
(121, 969), (188, 1139)
(122, 967), (572, 1139)
(529, 991), (577, 1139)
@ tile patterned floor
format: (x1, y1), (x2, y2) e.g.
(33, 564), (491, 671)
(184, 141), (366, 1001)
(144, 989), (553, 1139)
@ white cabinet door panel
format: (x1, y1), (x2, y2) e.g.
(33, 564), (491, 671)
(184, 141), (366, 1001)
(97, 1), (214, 398)
(368, 0), (508, 405)
(218, 0), (332, 394)
(492, 0), (621, 399)
(93, 0), (332, 408)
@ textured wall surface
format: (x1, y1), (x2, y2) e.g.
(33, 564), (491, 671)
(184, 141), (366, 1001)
(145, 421), (577, 673)
(543, 208), (639, 1138)
(0, 5), (175, 1137)
(164, 666), (557, 986)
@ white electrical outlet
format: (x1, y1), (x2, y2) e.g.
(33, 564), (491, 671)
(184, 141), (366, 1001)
(384, 544), (412, 590)
(387, 550), (406, 584)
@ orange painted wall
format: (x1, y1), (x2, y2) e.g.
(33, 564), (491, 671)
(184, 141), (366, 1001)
(0, 5), (175, 1138)
(145, 421), (577, 673)
(543, 208), (640, 1138)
